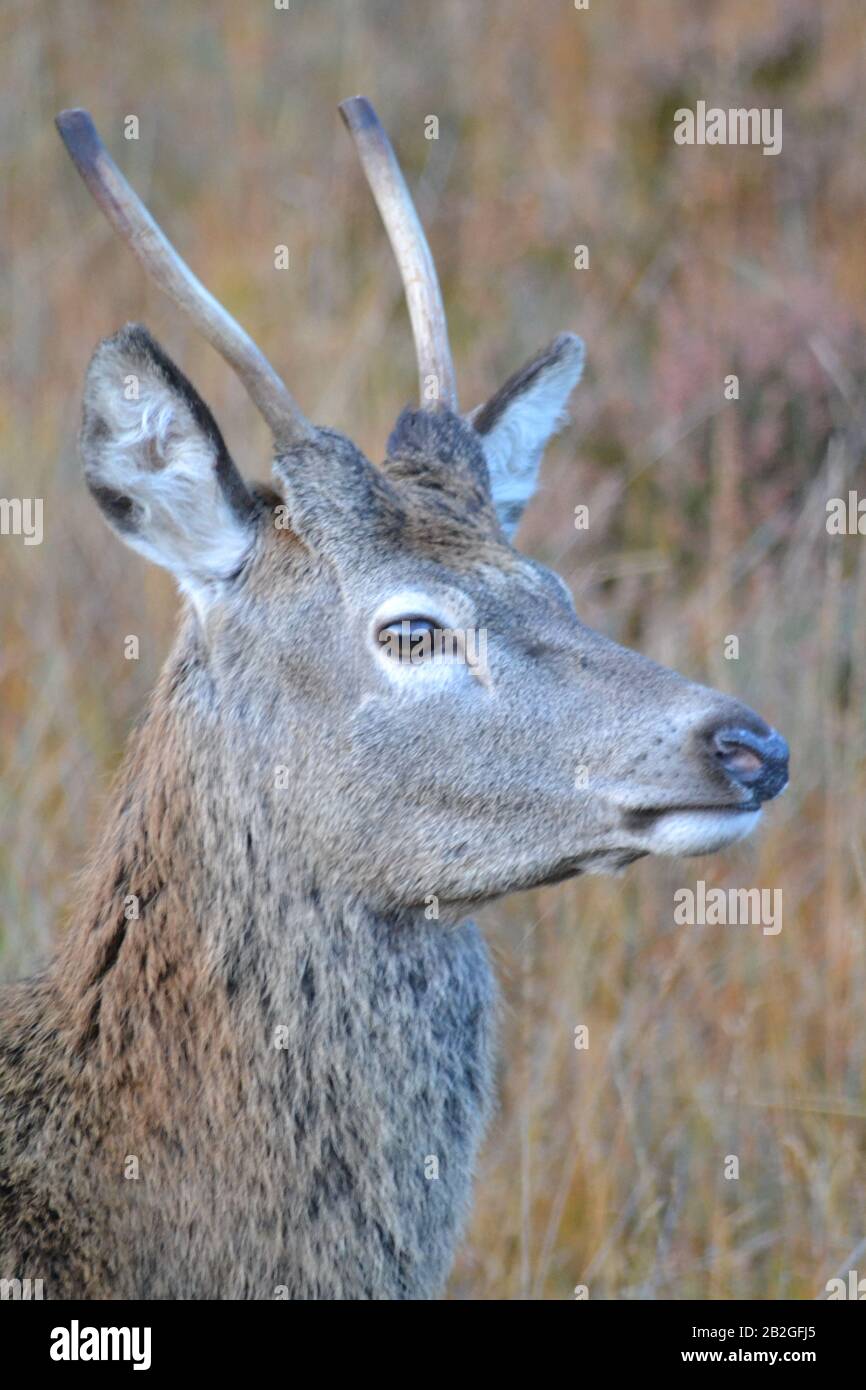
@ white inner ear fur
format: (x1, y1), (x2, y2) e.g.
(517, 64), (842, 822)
(87, 371), (253, 607)
(478, 339), (585, 539)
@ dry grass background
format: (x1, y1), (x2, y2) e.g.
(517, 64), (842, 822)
(2, 0), (865, 1299)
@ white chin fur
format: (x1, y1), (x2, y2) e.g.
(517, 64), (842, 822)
(640, 808), (762, 857)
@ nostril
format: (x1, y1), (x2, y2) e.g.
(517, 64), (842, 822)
(709, 724), (790, 802)
(716, 742), (764, 781)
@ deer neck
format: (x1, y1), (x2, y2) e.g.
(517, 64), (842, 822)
(36, 630), (496, 1297)
(51, 636), (494, 1098)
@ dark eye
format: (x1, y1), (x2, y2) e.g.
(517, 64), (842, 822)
(377, 616), (439, 662)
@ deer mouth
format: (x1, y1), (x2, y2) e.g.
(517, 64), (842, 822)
(622, 799), (761, 830)
(620, 802), (763, 857)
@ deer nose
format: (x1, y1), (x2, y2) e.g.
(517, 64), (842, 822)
(708, 723), (789, 803)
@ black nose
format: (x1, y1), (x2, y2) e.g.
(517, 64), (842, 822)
(709, 724), (789, 804)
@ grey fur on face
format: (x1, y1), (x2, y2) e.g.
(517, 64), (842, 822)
(0, 322), (787, 1299)
(4, 100), (788, 1298)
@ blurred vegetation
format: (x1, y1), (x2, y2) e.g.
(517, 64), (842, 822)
(2, 0), (865, 1299)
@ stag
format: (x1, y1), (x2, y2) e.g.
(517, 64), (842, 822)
(0, 98), (788, 1299)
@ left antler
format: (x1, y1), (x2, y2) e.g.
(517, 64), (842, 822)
(56, 108), (315, 448)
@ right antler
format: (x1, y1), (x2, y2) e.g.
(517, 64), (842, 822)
(55, 108), (314, 449)
(339, 96), (458, 413)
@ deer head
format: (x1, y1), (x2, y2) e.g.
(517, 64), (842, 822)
(56, 100), (788, 917)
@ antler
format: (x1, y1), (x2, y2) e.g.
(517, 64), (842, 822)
(339, 96), (457, 413)
(55, 108), (314, 448)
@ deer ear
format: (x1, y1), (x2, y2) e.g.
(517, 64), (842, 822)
(471, 333), (584, 539)
(80, 324), (255, 595)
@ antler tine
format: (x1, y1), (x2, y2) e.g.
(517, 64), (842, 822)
(339, 96), (458, 413)
(55, 108), (314, 448)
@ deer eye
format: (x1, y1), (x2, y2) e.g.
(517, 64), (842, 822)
(377, 616), (439, 662)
